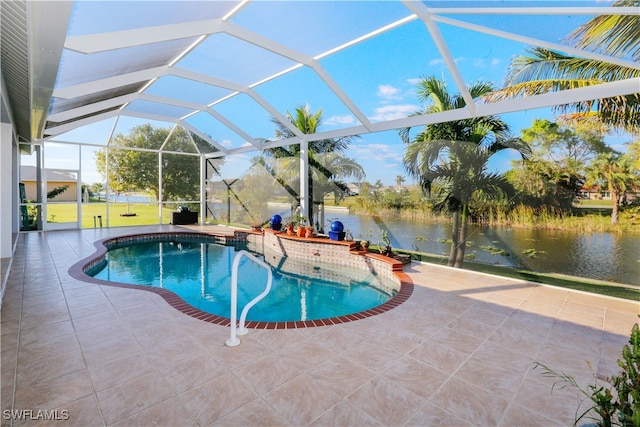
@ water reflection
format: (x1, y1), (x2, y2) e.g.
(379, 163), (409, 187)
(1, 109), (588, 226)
(318, 211), (639, 286)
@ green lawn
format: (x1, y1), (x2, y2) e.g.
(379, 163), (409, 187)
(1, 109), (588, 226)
(47, 202), (174, 227)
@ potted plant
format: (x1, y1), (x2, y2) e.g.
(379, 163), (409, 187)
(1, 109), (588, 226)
(305, 225), (314, 238)
(380, 229), (393, 257)
(285, 221), (295, 236)
(294, 215), (307, 237)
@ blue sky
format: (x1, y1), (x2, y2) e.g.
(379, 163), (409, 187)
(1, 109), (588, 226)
(45, 0), (633, 186)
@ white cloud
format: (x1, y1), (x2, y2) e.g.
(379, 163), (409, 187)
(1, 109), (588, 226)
(406, 78), (421, 85)
(220, 139), (233, 148)
(377, 84), (401, 99)
(368, 104), (419, 122)
(428, 57), (465, 67)
(324, 114), (356, 126)
(353, 143), (403, 163)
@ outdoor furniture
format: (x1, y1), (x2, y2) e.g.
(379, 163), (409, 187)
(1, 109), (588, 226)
(171, 210), (198, 225)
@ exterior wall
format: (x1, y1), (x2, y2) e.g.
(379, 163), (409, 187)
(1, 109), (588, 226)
(22, 179), (77, 202)
(0, 123), (14, 257)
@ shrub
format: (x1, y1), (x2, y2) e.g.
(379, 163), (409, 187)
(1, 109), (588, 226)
(534, 319), (640, 426)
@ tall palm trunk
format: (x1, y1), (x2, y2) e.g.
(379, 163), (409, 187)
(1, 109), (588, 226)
(448, 210), (460, 267)
(611, 191), (621, 225)
(454, 204), (469, 268)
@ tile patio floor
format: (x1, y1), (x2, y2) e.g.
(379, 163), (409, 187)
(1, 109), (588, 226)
(1, 225), (638, 426)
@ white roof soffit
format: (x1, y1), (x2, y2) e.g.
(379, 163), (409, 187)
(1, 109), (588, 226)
(43, 2), (640, 152)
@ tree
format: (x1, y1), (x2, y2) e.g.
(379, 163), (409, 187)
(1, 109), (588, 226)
(261, 105), (364, 230)
(402, 77), (530, 268)
(586, 152), (639, 224)
(509, 119), (611, 210)
(395, 175), (405, 186)
(95, 124), (217, 202)
(486, 0), (640, 133)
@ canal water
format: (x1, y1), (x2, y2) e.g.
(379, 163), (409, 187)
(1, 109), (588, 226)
(320, 210), (639, 287)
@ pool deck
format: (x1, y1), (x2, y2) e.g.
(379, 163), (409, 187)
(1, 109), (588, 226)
(1, 225), (639, 426)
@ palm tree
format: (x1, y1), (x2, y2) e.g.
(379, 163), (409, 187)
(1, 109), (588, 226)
(262, 105), (364, 230)
(585, 152), (638, 225)
(402, 77), (530, 268)
(486, 0), (640, 133)
(395, 175), (405, 186)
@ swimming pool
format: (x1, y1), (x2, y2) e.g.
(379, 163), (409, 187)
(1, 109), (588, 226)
(85, 235), (398, 323)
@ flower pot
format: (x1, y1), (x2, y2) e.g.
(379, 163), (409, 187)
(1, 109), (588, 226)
(297, 226), (307, 237)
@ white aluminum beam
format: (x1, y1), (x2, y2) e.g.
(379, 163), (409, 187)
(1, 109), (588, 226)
(53, 66), (169, 99)
(47, 93), (138, 122)
(403, 0), (476, 115)
(427, 7), (640, 16)
(65, 19), (224, 54)
(27, 1), (74, 140)
(433, 15), (640, 70)
(179, 121), (229, 153)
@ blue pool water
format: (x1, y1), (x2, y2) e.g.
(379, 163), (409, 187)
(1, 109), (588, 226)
(88, 238), (396, 322)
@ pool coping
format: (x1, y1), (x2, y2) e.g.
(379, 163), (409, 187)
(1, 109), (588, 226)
(68, 231), (414, 329)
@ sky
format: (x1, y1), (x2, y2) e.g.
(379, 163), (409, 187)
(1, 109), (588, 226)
(40, 0), (634, 187)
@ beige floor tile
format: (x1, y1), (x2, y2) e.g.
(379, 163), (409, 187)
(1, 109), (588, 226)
(17, 328), (80, 363)
(534, 344), (599, 387)
(212, 338), (271, 370)
(14, 369), (93, 411)
(81, 334), (144, 368)
(471, 341), (534, 374)
(179, 372), (256, 426)
(88, 351), (156, 392)
(71, 308), (122, 331)
(457, 305), (509, 327)
(430, 327), (486, 355)
(309, 401), (379, 427)
(274, 338), (337, 373)
(111, 397), (196, 427)
(213, 398), (291, 427)
(263, 374), (342, 426)
(54, 395), (103, 427)
(308, 325), (365, 353)
(156, 351), (229, 395)
(408, 340), (468, 375)
(346, 376), (425, 426)
(500, 402), (564, 427)
(340, 339), (403, 374)
(131, 319), (190, 348)
(233, 352), (303, 396)
(512, 376), (583, 426)
(19, 307), (71, 330)
(16, 349), (86, 387)
(305, 355), (376, 398)
(68, 300), (115, 320)
(487, 319), (548, 357)
(431, 377), (510, 426)
(96, 371), (174, 425)
(382, 356), (449, 400)
(144, 335), (206, 367)
(454, 357), (526, 397)
(406, 401), (472, 426)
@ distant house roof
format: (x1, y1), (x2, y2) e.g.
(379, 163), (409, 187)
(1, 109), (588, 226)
(21, 165), (76, 182)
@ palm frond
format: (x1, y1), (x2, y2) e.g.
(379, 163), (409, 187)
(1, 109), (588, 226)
(567, 0), (640, 61)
